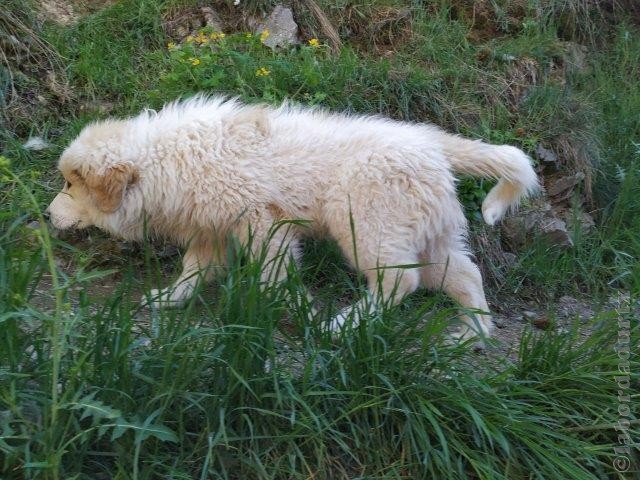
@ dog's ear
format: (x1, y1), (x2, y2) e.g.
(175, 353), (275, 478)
(74, 164), (139, 213)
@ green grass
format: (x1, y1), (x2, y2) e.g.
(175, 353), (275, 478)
(1, 201), (638, 479)
(1, 0), (640, 478)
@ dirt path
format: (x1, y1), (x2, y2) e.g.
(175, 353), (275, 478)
(27, 237), (631, 367)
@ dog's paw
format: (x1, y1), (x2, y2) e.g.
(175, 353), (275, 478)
(328, 305), (369, 334)
(328, 310), (350, 333)
(450, 317), (493, 350)
(142, 288), (188, 309)
(448, 330), (486, 352)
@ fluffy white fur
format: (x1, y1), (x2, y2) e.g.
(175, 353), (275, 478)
(47, 96), (539, 339)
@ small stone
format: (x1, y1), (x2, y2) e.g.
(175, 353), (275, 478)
(26, 220), (41, 230)
(523, 310), (553, 330)
(255, 5), (300, 49)
(501, 217), (529, 248)
(39, 0), (78, 26)
(540, 217), (573, 248)
(532, 316), (552, 330)
(23, 136), (51, 151)
(493, 317), (507, 328)
(535, 144), (557, 164)
(200, 7), (222, 31)
(473, 341), (487, 352)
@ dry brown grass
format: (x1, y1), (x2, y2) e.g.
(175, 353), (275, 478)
(0, 3), (70, 125)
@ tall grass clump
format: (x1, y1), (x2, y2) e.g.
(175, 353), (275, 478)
(1, 159), (638, 479)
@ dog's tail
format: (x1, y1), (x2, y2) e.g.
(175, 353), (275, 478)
(441, 134), (540, 225)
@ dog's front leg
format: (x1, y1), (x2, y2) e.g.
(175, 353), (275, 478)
(145, 241), (218, 308)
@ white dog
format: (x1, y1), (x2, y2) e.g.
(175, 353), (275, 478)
(47, 96), (538, 338)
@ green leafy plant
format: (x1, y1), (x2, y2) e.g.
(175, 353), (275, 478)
(157, 27), (330, 105)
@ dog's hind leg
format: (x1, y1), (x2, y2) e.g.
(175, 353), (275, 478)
(420, 237), (493, 340)
(146, 240), (219, 308)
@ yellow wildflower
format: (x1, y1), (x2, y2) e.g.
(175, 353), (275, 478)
(245, 32), (253, 39)
(167, 41), (177, 50)
(308, 38), (320, 47)
(255, 67), (270, 77)
(186, 35), (194, 43)
(195, 32), (209, 44)
(218, 32), (226, 39)
(189, 57), (201, 66)
(260, 29), (270, 42)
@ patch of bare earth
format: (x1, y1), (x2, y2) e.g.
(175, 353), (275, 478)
(38, 0), (116, 25)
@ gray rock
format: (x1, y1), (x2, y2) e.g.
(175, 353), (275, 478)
(23, 136), (51, 151)
(200, 7), (222, 32)
(535, 144), (557, 164)
(539, 216), (573, 248)
(502, 206), (544, 247)
(502, 201), (573, 250)
(255, 5), (300, 49)
(493, 316), (507, 328)
(546, 172), (585, 199)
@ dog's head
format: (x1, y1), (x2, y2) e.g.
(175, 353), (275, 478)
(47, 121), (141, 238)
